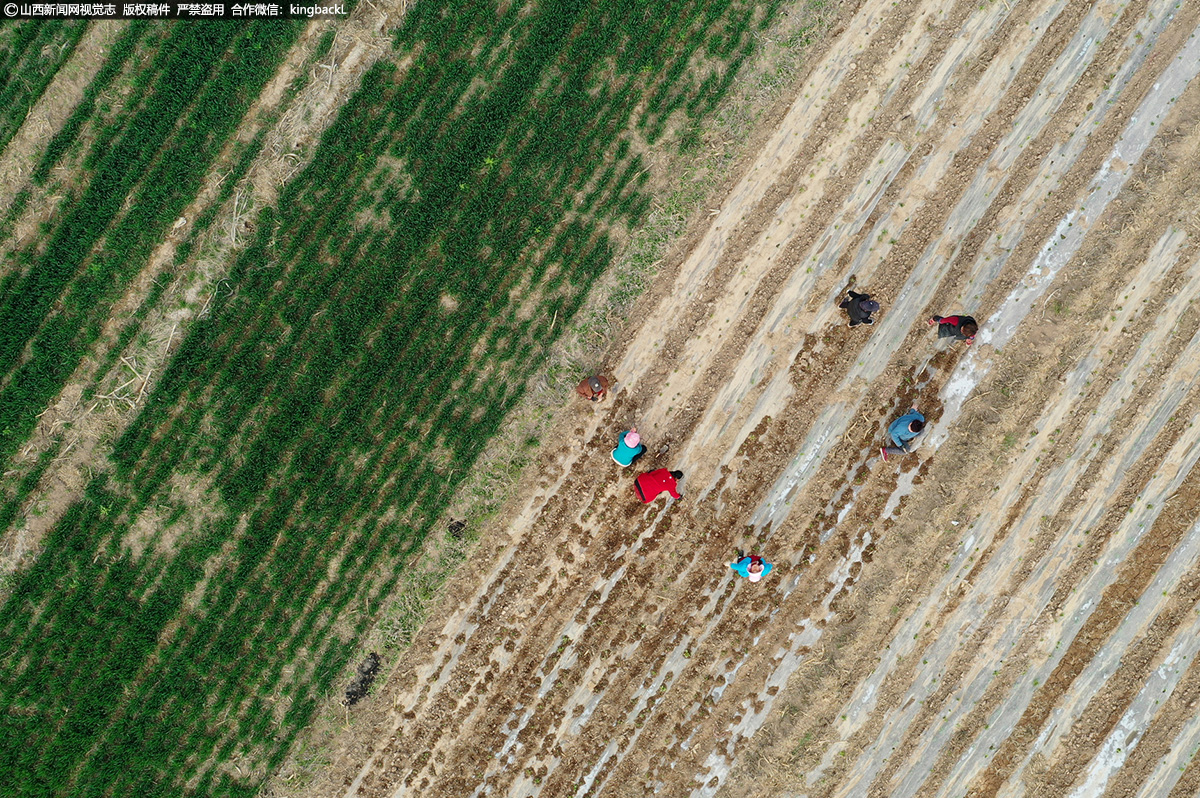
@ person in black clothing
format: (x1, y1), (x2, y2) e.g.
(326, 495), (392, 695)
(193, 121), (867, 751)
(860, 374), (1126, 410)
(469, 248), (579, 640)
(839, 290), (879, 328)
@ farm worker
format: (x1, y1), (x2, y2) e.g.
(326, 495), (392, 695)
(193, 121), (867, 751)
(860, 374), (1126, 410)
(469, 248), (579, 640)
(928, 314), (978, 344)
(612, 428), (646, 467)
(728, 553), (773, 582)
(839, 289), (879, 328)
(576, 374), (611, 402)
(881, 408), (925, 460)
(635, 468), (682, 503)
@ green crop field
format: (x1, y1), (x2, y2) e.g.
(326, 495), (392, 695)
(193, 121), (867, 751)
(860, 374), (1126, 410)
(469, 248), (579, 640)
(0, 3), (786, 796)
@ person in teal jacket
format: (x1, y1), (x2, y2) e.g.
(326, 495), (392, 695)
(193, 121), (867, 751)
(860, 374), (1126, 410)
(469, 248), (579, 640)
(612, 428), (646, 467)
(881, 407), (925, 460)
(728, 553), (773, 582)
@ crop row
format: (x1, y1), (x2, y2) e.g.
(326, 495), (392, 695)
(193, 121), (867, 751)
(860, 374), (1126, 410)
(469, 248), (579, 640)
(0, 442), (60, 537)
(0, 2), (783, 796)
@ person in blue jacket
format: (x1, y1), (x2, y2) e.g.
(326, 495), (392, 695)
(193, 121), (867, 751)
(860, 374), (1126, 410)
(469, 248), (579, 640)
(611, 428), (646, 467)
(728, 553), (773, 582)
(881, 407), (925, 460)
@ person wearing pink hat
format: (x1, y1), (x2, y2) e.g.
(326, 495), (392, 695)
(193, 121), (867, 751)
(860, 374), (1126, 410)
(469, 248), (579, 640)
(728, 552), (773, 582)
(611, 427), (646, 467)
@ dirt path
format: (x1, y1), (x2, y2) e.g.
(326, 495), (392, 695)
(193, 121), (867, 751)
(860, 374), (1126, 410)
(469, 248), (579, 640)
(302, 0), (1200, 796)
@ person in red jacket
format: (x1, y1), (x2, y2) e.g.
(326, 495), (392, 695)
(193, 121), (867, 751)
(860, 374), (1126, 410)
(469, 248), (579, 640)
(927, 314), (978, 344)
(635, 469), (683, 503)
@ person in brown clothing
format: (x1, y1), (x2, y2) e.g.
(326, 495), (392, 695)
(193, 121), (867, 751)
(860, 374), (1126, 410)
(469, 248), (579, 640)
(576, 375), (610, 402)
